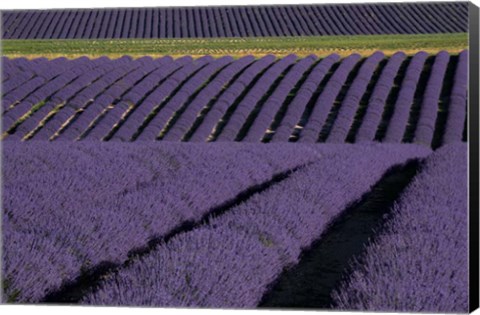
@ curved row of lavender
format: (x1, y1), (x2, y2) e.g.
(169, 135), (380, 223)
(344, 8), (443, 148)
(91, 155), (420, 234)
(325, 51), (384, 143)
(2, 142), (321, 302)
(82, 143), (431, 307)
(355, 51), (406, 142)
(441, 50), (468, 144)
(2, 2), (467, 39)
(332, 143), (468, 313)
(2, 51), (468, 147)
(413, 51), (450, 145)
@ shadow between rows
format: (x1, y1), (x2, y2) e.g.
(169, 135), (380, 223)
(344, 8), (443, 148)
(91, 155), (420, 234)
(40, 163), (310, 304)
(259, 159), (421, 309)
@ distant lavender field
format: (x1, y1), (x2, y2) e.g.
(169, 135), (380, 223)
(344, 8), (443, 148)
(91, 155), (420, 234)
(2, 50), (468, 148)
(1, 3), (468, 39)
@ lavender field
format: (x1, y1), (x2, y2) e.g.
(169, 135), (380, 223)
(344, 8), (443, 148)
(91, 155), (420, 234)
(332, 143), (468, 312)
(1, 52), (471, 312)
(2, 140), (468, 312)
(2, 50), (468, 147)
(0, 2), (473, 313)
(1, 3), (468, 39)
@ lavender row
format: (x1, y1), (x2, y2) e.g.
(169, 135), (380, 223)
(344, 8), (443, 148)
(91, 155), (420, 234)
(82, 143), (431, 307)
(4, 58), (125, 139)
(56, 57), (188, 141)
(2, 3), (467, 39)
(78, 56), (182, 140)
(162, 56), (255, 141)
(2, 142), (321, 302)
(137, 56), (232, 140)
(443, 50), (468, 144)
(3, 52), (468, 147)
(45, 56), (172, 141)
(108, 56), (215, 141)
(2, 57), (89, 112)
(413, 51), (450, 146)
(188, 55), (276, 142)
(9, 56), (65, 75)
(242, 55), (317, 142)
(332, 143), (468, 313)
(2, 56), (56, 87)
(103, 56), (199, 141)
(326, 51), (384, 143)
(355, 52), (406, 142)
(2, 58), (105, 133)
(298, 53), (361, 143)
(271, 53), (339, 142)
(216, 54), (297, 141)
(382, 51), (429, 142)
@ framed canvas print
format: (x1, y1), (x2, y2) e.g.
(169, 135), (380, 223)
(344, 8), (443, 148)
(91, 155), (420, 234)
(1, 1), (479, 314)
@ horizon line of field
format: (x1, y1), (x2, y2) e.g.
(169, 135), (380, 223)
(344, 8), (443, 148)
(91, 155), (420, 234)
(1, 33), (468, 59)
(2, 50), (468, 148)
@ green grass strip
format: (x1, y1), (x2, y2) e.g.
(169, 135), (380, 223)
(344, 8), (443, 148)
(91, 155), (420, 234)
(1, 33), (468, 59)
